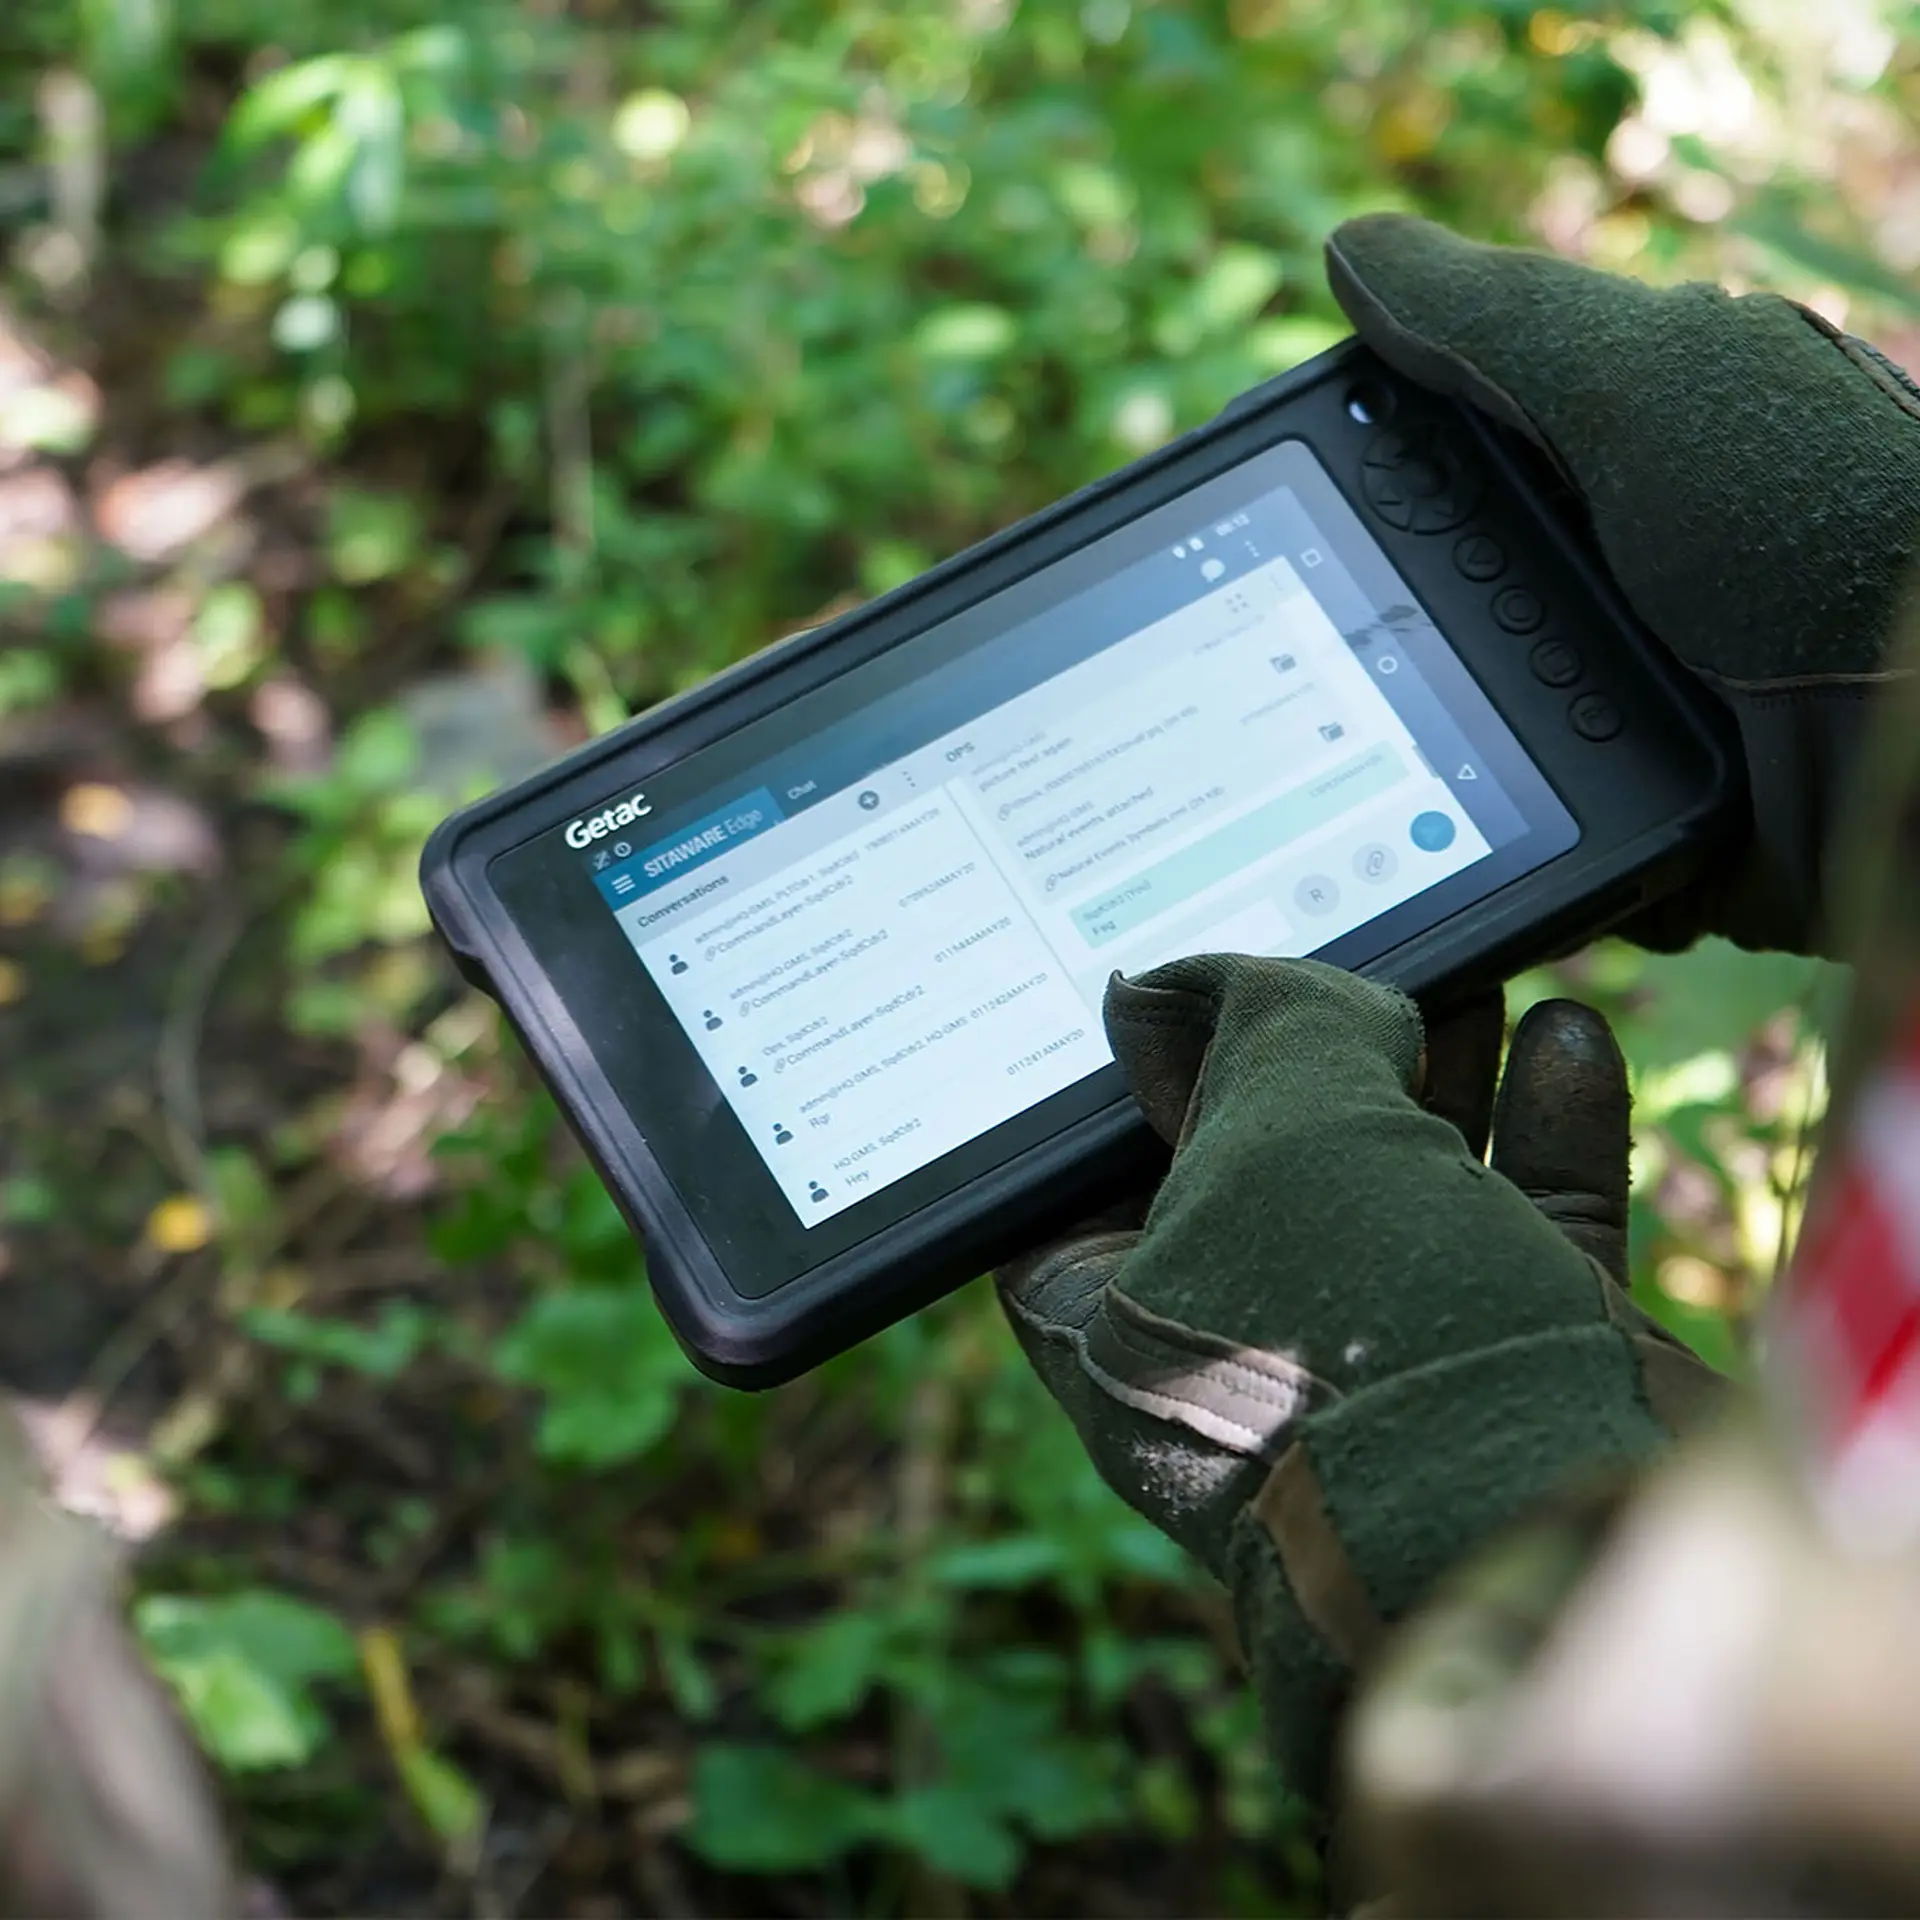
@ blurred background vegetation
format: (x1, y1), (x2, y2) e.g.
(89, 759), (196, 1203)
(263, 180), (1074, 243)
(0, 0), (1913, 1911)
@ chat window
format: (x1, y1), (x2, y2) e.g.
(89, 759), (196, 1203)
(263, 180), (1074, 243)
(618, 557), (1489, 1224)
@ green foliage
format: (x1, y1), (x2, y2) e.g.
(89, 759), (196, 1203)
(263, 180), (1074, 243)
(493, 1283), (690, 1466)
(688, 1654), (1133, 1888)
(243, 1302), (431, 1380)
(5, 0), (1909, 1906)
(136, 1590), (360, 1773)
(687, 1745), (882, 1874)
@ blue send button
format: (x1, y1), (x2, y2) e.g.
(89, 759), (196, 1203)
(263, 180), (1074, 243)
(598, 787), (785, 904)
(1410, 809), (1458, 853)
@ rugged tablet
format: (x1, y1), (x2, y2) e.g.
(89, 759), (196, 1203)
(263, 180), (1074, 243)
(422, 341), (1738, 1386)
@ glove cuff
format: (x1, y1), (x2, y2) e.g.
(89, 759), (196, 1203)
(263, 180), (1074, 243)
(1221, 1321), (1719, 1815)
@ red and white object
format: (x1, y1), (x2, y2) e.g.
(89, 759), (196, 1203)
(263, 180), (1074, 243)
(1771, 1009), (1920, 1549)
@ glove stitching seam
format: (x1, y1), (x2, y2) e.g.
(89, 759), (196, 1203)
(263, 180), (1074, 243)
(1696, 665), (1913, 695)
(1099, 1318), (1316, 1424)
(1079, 1360), (1267, 1452)
(1792, 303), (1920, 427)
(1104, 1288), (1337, 1416)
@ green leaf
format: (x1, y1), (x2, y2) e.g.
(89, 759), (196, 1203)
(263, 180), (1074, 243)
(159, 1643), (318, 1770)
(657, 1628), (719, 1722)
(915, 304), (1018, 362)
(227, 54), (352, 150)
(398, 1747), (487, 1848)
(1246, 314), (1347, 373)
(338, 66), (406, 234)
(0, 1176), (57, 1226)
(460, 595), (576, 668)
(1192, 244), (1286, 332)
(493, 1285), (689, 1466)
(136, 1590), (358, 1774)
(140, 1587), (358, 1680)
(242, 1303), (429, 1378)
(328, 487), (423, 584)
(927, 1534), (1062, 1590)
(0, 651), (59, 717)
(1153, 244), (1284, 356)
(219, 212), (303, 287)
(1615, 939), (1835, 1073)
(391, 25), (467, 74)
(685, 1746), (880, 1872)
(887, 1785), (1022, 1888)
(193, 583), (267, 690)
(205, 1145), (276, 1259)
(766, 1610), (889, 1730)
(915, 1665), (1125, 1850)
(332, 708), (420, 794)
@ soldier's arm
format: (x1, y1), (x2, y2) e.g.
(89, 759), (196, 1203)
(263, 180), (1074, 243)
(1002, 215), (1920, 1871)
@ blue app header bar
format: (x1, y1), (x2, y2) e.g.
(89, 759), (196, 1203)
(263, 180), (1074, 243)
(594, 787), (786, 905)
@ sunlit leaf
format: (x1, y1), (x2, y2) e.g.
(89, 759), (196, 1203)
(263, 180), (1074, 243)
(272, 293), (339, 352)
(914, 304), (1018, 362)
(328, 487), (422, 584)
(398, 1746), (487, 1850)
(227, 56), (353, 151)
(1616, 940), (1835, 1073)
(338, 66), (405, 233)
(137, 1590), (359, 1773)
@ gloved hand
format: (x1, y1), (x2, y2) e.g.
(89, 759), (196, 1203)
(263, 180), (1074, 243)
(1325, 213), (1920, 957)
(997, 955), (1719, 1812)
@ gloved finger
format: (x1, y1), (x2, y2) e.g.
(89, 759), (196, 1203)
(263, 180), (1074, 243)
(1324, 213), (1646, 468)
(1103, 967), (1221, 1149)
(1324, 213), (1920, 694)
(1489, 999), (1632, 1285)
(1103, 955), (1426, 1156)
(996, 1198), (1152, 1413)
(1414, 986), (1505, 1162)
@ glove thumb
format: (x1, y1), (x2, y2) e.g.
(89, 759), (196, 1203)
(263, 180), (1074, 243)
(1489, 998), (1632, 1285)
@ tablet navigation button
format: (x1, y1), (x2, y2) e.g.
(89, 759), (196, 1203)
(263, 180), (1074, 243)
(1453, 533), (1506, 581)
(1493, 586), (1546, 633)
(1363, 472), (1415, 529)
(1363, 423), (1481, 532)
(1569, 692), (1624, 742)
(1530, 638), (1583, 688)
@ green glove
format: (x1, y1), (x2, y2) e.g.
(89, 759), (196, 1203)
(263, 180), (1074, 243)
(1325, 213), (1920, 956)
(997, 955), (1718, 1814)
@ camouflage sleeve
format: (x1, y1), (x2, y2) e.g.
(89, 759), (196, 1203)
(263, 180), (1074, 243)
(1330, 1421), (1920, 1918)
(0, 1404), (235, 1917)
(1324, 1477), (1632, 1916)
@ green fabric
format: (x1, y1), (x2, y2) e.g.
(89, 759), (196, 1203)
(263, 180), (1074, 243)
(1226, 1325), (1668, 1810)
(1118, 965), (1630, 1386)
(997, 953), (1721, 1814)
(1299, 1326), (1668, 1624)
(1325, 213), (1920, 954)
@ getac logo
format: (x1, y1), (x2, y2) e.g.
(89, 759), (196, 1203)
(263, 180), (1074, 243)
(565, 792), (652, 850)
